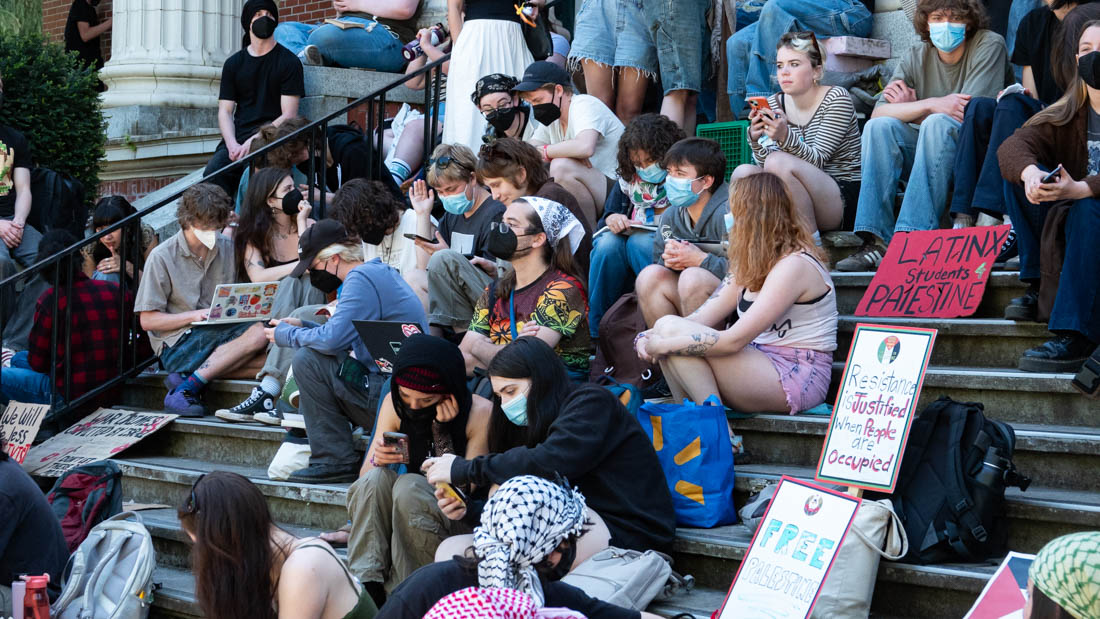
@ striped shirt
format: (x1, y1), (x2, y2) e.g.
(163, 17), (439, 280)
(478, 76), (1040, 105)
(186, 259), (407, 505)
(750, 86), (861, 183)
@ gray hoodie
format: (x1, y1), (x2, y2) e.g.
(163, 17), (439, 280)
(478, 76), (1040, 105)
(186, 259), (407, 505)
(651, 182), (730, 279)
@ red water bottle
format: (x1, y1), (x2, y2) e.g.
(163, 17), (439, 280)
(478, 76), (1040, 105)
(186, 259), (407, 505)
(21, 574), (50, 619)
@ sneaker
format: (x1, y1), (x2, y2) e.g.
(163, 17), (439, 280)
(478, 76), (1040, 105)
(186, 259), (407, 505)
(215, 387), (274, 423)
(301, 44), (323, 66)
(164, 388), (206, 418)
(256, 399), (295, 425)
(163, 372), (185, 392)
(995, 227), (1018, 264)
(281, 412), (307, 430)
(1018, 334), (1095, 373)
(836, 242), (887, 272)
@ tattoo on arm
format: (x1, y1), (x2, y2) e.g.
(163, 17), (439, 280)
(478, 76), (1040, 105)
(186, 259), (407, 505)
(678, 332), (719, 356)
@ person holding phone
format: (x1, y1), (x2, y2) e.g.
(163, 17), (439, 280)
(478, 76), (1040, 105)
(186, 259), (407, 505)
(731, 32), (861, 236)
(996, 19), (1100, 375)
(334, 334), (491, 606)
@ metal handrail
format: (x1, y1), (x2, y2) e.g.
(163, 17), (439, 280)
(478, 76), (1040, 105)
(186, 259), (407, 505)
(0, 54), (449, 421)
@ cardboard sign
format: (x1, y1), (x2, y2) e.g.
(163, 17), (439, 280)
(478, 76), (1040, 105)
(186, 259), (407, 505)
(22, 408), (177, 477)
(816, 324), (936, 492)
(856, 226), (1011, 318)
(717, 477), (861, 619)
(0, 402), (50, 464)
(963, 552), (1035, 619)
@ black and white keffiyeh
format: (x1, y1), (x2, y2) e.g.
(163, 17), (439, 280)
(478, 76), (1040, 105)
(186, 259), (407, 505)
(520, 196), (584, 256)
(474, 475), (588, 606)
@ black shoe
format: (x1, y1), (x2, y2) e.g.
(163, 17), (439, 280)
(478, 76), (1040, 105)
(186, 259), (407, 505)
(995, 227), (1018, 264)
(1071, 345), (1100, 398)
(286, 464), (358, 484)
(1004, 290), (1039, 322)
(214, 387), (275, 423)
(641, 376), (672, 399)
(1018, 334), (1095, 373)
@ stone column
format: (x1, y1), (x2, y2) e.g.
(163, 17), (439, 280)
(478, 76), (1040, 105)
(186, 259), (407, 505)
(99, 0), (239, 109)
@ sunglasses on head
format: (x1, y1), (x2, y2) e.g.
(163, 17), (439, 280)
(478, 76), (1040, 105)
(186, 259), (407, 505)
(185, 473), (207, 514)
(428, 155), (470, 172)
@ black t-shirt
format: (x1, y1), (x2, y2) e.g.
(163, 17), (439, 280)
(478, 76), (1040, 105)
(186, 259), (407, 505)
(377, 560), (641, 619)
(1011, 7), (1061, 106)
(0, 125), (32, 219)
(218, 44), (305, 143)
(64, 0), (103, 69)
(0, 457), (70, 601)
(437, 197), (506, 259)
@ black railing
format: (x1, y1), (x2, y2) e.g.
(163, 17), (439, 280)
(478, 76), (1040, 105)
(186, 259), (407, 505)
(0, 54), (448, 422)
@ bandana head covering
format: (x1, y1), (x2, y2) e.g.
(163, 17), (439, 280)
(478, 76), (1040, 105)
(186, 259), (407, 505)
(1030, 532), (1100, 619)
(474, 476), (587, 606)
(518, 197), (584, 256)
(472, 74), (520, 105)
(241, 0), (278, 31)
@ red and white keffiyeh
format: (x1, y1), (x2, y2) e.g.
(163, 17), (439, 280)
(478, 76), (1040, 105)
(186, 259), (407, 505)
(425, 587), (588, 619)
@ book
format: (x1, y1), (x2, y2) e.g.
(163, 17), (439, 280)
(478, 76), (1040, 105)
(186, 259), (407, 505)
(592, 222), (658, 239)
(324, 18), (366, 30)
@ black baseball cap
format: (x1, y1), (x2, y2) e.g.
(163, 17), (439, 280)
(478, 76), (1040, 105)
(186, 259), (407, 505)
(513, 61), (572, 92)
(290, 219), (351, 278)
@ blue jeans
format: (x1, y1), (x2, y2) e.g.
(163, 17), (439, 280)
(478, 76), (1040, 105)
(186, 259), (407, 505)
(1001, 180), (1055, 283)
(274, 17), (405, 72)
(644, 0), (710, 92)
(0, 351), (53, 405)
(570, 0), (658, 73)
(853, 114), (962, 244)
(950, 94), (1044, 217)
(587, 230), (654, 339)
(726, 0), (871, 109)
(1051, 198), (1100, 343)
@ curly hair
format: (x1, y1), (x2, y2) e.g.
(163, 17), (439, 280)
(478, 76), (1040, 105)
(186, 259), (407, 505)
(476, 137), (548, 189)
(235, 167), (294, 277)
(726, 172), (825, 291)
(912, 0), (989, 43)
(329, 178), (402, 243)
(177, 183), (231, 231)
(616, 113), (687, 181)
(252, 116), (312, 170)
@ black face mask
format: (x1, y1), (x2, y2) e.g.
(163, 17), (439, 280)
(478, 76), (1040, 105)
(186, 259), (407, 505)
(487, 225), (519, 260)
(397, 403), (438, 425)
(532, 100), (561, 125)
(360, 224), (388, 246)
(251, 15), (277, 39)
(281, 188), (303, 216)
(486, 103), (530, 136)
(537, 540), (576, 582)
(1080, 51), (1100, 89)
(309, 265), (342, 294)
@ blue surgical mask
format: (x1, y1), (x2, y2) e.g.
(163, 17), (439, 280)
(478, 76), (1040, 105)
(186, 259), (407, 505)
(724, 212), (734, 231)
(663, 176), (702, 208)
(500, 390), (529, 426)
(440, 183), (473, 215)
(928, 22), (966, 53)
(636, 162), (667, 184)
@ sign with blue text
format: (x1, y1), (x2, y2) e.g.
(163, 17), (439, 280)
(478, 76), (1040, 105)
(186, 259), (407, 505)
(717, 477), (861, 619)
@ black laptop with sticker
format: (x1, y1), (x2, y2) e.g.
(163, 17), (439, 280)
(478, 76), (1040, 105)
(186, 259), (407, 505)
(352, 320), (424, 374)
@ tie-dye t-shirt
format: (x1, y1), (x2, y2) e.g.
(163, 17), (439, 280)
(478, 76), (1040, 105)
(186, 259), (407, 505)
(1088, 107), (1100, 177)
(469, 268), (591, 374)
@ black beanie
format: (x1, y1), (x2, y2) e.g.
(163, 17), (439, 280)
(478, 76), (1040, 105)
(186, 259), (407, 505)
(241, 0), (279, 32)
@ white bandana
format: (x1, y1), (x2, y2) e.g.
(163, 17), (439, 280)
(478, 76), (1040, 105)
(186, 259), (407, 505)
(520, 196), (584, 255)
(474, 475), (588, 606)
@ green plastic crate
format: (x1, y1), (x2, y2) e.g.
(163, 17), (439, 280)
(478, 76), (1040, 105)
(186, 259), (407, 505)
(696, 120), (753, 182)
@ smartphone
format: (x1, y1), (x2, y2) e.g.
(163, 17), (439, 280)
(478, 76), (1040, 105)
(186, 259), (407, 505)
(746, 96), (771, 111)
(403, 232), (435, 243)
(1041, 164), (1064, 184)
(437, 482), (467, 506)
(382, 431), (410, 463)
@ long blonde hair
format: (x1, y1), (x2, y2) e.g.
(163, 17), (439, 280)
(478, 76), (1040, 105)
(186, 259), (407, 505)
(1026, 19), (1100, 128)
(727, 173), (825, 292)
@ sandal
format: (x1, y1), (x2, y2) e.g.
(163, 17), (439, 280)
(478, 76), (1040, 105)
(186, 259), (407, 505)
(319, 523), (351, 548)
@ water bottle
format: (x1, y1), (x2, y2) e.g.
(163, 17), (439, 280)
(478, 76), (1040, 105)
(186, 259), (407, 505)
(21, 575), (49, 619)
(973, 446), (1005, 489)
(401, 23), (447, 61)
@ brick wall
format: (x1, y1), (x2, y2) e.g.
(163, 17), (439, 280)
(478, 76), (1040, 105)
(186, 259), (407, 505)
(279, 0), (338, 23)
(43, 0), (112, 63)
(98, 175), (181, 204)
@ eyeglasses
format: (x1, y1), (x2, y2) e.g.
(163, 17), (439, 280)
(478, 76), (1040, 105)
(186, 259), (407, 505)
(185, 473), (207, 514)
(428, 155), (470, 172)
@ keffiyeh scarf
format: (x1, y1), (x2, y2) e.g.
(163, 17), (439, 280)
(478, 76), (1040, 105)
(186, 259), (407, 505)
(425, 587), (588, 619)
(1030, 532), (1100, 619)
(521, 196), (584, 256)
(474, 476), (588, 606)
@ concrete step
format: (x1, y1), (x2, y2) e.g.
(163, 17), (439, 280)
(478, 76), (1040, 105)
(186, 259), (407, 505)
(732, 414), (1100, 493)
(120, 376), (261, 414)
(833, 271), (1026, 318)
(827, 364), (1090, 427)
(837, 316), (1051, 369)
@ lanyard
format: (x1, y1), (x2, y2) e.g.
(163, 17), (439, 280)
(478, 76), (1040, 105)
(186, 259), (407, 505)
(509, 289), (518, 341)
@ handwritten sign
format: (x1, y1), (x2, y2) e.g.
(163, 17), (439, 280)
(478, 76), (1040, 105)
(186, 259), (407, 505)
(22, 408), (177, 477)
(856, 226), (1011, 318)
(0, 402), (50, 464)
(816, 325), (936, 492)
(963, 552), (1035, 619)
(717, 477), (861, 619)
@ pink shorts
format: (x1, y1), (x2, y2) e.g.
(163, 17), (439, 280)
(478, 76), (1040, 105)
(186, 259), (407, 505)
(752, 343), (833, 414)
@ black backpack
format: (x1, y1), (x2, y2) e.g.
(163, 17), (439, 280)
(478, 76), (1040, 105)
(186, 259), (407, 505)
(888, 396), (1030, 564)
(28, 166), (86, 237)
(46, 460), (124, 553)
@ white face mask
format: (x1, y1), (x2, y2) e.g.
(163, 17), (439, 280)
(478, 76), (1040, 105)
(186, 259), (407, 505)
(192, 228), (217, 250)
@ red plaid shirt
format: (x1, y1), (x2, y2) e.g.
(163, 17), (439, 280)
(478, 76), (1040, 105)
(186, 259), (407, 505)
(27, 274), (133, 400)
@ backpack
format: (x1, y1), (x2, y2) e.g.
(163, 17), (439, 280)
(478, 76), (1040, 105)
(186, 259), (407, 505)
(560, 547), (692, 611)
(593, 375), (642, 418)
(28, 166), (87, 238)
(47, 460), (124, 552)
(53, 511), (157, 619)
(589, 293), (662, 390)
(887, 396), (1030, 564)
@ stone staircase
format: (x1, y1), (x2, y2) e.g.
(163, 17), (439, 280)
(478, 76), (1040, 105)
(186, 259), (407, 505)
(52, 267), (1097, 618)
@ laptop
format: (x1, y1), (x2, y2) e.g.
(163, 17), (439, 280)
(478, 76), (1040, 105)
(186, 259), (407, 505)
(191, 281), (281, 326)
(352, 320), (424, 374)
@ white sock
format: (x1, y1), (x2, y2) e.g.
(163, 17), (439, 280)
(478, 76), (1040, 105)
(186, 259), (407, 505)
(387, 158), (412, 185)
(260, 375), (281, 397)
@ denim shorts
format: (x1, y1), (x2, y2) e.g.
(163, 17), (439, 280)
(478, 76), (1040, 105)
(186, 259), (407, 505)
(159, 321), (258, 374)
(644, 0), (709, 92)
(752, 342), (833, 414)
(570, 0), (658, 74)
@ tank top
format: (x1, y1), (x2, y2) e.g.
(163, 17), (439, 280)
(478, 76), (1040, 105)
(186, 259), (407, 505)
(737, 252), (838, 352)
(291, 543), (378, 619)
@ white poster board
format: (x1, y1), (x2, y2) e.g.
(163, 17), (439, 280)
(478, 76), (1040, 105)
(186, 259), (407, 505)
(816, 324), (936, 492)
(22, 408), (177, 477)
(0, 401), (50, 464)
(717, 477), (861, 619)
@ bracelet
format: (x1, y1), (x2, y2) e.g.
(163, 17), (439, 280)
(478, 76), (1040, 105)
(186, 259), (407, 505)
(633, 332), (648, 346)
(541, 144), (550, 162)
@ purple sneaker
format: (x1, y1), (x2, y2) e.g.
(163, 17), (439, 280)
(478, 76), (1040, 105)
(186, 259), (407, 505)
(164, 388), (206, 418)
(163, 372), (185, 392)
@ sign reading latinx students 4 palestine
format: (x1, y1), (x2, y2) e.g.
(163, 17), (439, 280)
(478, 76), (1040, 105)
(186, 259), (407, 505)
(857, 225), (1011, 318)
(816, 324), (936, 492)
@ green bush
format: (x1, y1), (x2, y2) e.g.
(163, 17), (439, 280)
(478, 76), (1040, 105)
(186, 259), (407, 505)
(0, 31), (105, 205)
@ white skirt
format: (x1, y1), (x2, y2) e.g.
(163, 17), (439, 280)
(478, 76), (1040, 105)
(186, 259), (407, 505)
(443, 19), (535, 153)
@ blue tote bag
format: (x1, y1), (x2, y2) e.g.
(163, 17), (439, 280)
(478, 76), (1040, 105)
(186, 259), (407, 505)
(635, 396), (737, 528)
